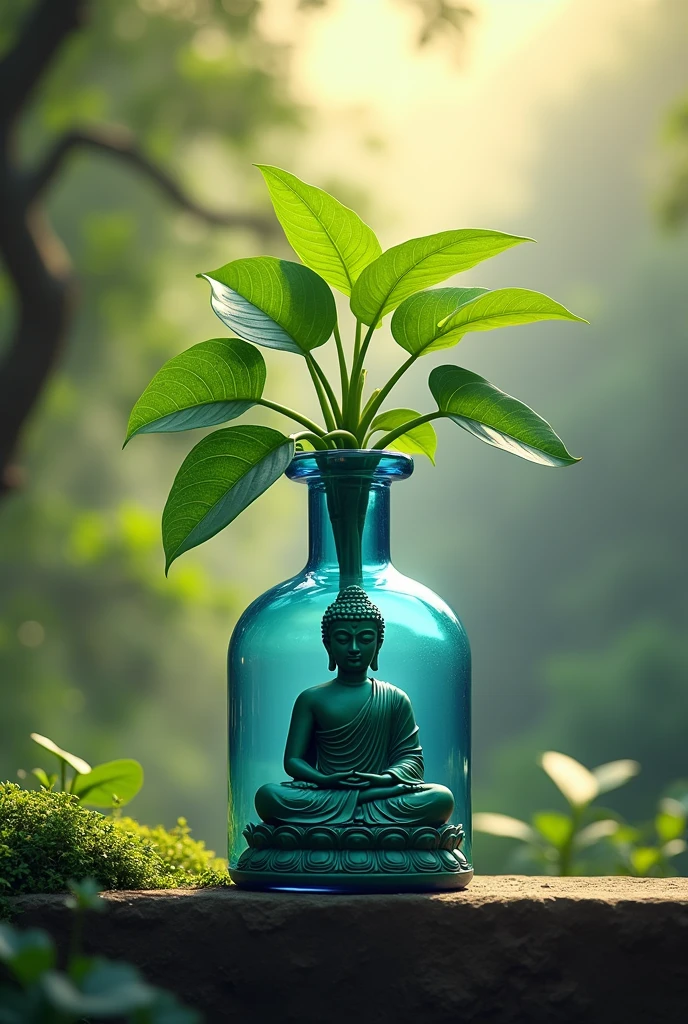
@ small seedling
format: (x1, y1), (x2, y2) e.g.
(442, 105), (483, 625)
(27, 733), (143, 810)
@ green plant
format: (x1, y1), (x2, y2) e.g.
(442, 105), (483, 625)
(125, 166), (586, 573)
(474, 751), (688, 877)
(608, 784), (688, 878)
(0, 785), (228, 895)
(474, 751), (640, 875)
(25, 734), (143, 811)
(0, 878), (200, 1022)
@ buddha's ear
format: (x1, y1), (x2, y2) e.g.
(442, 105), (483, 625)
(371, 646), (380, 672)
(325, 644), (336, 673)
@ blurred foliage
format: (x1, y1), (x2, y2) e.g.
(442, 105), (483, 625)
(0, 784), (228, 894)
(0, 0), (301, 851)
(658, 92), (688, 227)
(0, 879), (200, 1021)
(444, 0), (688, 873)
(475, 752), (687, 877)
(297, 0), (473, 50)
(408, 0), (473, 48)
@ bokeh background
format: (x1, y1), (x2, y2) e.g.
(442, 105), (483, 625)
(1, 0), (686, 871)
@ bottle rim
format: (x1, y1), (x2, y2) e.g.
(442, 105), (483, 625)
(286, 448), (414, 484)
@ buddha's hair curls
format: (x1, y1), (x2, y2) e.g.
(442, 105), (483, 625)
(321, 585), (385, 647)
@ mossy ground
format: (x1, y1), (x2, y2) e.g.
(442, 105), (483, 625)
(0, 783), (230, 896)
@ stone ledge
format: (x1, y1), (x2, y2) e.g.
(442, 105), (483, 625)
(9, 877), (688, 1024)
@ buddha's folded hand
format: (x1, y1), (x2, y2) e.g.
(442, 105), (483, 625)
(351, 772), (396, 788)
(320, 771), (370, 790)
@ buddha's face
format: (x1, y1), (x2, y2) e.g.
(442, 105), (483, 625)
(326, 618), (380, 680)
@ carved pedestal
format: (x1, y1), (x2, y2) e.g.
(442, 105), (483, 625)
(231, 821), (473, 892)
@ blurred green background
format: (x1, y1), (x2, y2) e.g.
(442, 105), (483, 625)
(1, 0), (686, 871)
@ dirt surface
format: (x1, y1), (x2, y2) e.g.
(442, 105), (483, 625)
(9, 877), (688, 1023)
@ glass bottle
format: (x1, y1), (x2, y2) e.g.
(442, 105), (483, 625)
(227, 450), (472, 891)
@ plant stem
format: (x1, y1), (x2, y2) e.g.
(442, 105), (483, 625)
(370, 411), (442, 450)
(305, 353), (338, 433)
(357, 352), (419, 438)
(346, 320), (376, 428)
(60, 760), (66, 792)
(353, 319), (362, 365)
(323, 429), (359, 448)
(308, 352), (343, 426)
(349, 321), (376, 397)
(558, 806), (582, 876)
(333, 322), (349, 410)
(359, 388), (381, 429)
(256, 399), (326, 437)
(291, 430), (328, 451)
(351, 369), (366, 439)
(69, 906), (84, 965)
(320, 457), (380, 588)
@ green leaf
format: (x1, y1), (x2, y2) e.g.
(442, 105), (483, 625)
(472, 812), (536, 842)
(434, 287), (587, 345)
(42, 960), (156, 1016)
(31, 767), (56, 790)
(147, 990), (202, 1024)
(391, 287), (489, 355)
(0, 925), (55, 985)
(429, 365), (580, 468)
(659, 796), (687, 818)
(532, 811), (573, 849)
(30, 733), (91, 776)
(124, 338), (265, 445)
(350, 228), (531, 325)
(162, 424), (294, 572)
(72, 759), (144, 808)
(66, 879), (106, 912)
(256, 164), (381, 296)
(368, 408), (437, 463)
(592, 759), (640, 795)
(539, 751), (598, 807)
(199, 256), (336, 354)
(576, 819), (620, 849)
(664, 782), (688, 816)
(630, 846), (661, 875)
(656, 801), (685, 843)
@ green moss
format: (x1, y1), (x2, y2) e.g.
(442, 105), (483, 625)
(0, 784), (230, 894)
(117, 815), (228, 879)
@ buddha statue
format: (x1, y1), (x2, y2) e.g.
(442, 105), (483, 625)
(254, 586), (455, 828)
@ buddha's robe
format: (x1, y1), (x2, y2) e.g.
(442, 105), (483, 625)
(255, 678), (454, 827)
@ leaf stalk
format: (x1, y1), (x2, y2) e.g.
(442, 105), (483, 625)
(357, 352), (419, 438)
(256, 399), (326, 437)
(333, 321), (349, 410)
(323, 429), (359, 448)
(305, 353), (339, 432)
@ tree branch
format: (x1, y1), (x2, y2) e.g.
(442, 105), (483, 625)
(27, 126), (274, 233)
(0, 0), (275, 500)
(0, 0), (88, 126)
(0, 189), (75, 495)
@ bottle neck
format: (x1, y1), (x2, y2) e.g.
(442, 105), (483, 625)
(306, 480), (392, 581)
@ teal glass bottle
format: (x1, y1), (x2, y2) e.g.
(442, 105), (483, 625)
(227, 450), (472, 891)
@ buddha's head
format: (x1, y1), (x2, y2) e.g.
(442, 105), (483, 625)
(321, 586), (385, 678)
